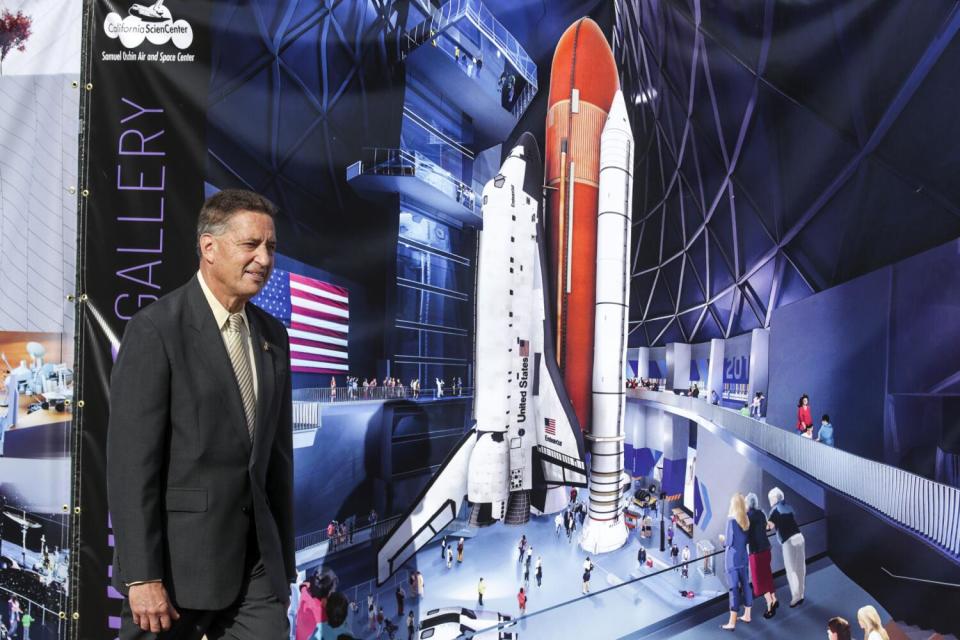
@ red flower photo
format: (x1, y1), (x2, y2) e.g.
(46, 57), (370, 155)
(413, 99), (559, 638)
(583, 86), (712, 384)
(0, 9), (32, 75)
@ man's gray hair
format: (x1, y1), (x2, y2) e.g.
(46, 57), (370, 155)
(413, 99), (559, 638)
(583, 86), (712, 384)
(768, 486), (785, 508)
(196, 189), (277, 255)
(745, 492), (760, 510)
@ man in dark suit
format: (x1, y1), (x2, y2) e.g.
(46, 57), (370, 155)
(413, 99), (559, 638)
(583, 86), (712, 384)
(107, 189), (295, 639)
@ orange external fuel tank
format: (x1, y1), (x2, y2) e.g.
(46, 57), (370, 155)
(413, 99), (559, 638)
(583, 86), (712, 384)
(544, 18), (619, 433)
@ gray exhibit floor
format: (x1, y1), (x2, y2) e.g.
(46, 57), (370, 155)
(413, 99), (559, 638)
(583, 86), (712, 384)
(321, 513), (889, 639)
(336, 510), (726, 638)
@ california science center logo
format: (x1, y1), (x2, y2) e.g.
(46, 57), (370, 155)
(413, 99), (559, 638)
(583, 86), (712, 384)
(103, 1), (193, 49)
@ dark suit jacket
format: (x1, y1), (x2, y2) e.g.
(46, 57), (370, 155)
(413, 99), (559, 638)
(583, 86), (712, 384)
(107, 275), (295, 610)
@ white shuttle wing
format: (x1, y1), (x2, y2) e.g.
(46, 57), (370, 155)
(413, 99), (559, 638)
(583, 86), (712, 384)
(532, 358), (587, 486)
(376, 430), (476, 585)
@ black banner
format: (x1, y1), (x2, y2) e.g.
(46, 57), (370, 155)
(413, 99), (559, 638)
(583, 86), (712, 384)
(76, 1), (212, 637)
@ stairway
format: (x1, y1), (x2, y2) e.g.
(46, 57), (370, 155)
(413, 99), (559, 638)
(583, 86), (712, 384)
(505, 490), (530, 525)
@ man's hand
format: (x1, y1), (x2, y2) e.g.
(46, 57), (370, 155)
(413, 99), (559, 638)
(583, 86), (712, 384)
(129, 582), (180, 633)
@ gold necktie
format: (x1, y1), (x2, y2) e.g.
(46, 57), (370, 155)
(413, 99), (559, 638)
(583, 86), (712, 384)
(226, 313), (256, 441)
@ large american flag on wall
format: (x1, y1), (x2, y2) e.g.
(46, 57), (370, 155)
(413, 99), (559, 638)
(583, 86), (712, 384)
(253, 268), (349, 374)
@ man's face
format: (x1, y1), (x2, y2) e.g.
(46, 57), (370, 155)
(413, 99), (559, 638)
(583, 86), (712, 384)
(202, 210), (276, 302)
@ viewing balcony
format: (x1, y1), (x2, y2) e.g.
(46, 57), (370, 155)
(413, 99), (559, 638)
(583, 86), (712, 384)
(346, 147), (480, 226)
(629, 389), (960, 559)
(400, 0), (538, 146)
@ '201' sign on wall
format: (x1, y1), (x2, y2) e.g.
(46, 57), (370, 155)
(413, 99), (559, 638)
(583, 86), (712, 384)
(723, 355), (749, 383)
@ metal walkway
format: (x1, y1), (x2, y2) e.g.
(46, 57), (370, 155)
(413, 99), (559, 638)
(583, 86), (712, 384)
(629, 389), (960, 559)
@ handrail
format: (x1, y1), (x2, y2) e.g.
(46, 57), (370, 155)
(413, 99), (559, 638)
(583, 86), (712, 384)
(463, 517), (826, 638)
(630, 390), (960, 558)
(459, 0), (537, 86)
(881, 567), (960, 588)
(402, 0), (537, 87)
(291, 386), (472, 432)
(292, 385), (473, 404)
(355, 147), (478, 212)
(0, 581), (64, 619)
(335, 567), (412, 616)
(295, 514), (404, 553)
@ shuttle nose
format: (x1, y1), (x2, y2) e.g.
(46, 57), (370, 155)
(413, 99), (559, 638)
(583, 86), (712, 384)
(515, 132), (542, 202)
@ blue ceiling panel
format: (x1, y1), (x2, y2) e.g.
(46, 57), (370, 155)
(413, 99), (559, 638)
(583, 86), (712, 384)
(710, 289), (735, 338)
(659, 317), (687, 345)
(734, 291), (761, 335)
(875, 34), (960, 206)
(699, 36), (755, 161)
(777, 257), (814, 310)
(733, 190), (776, 272)
(678, 308), (701, 342)
(706, 196), (736, 272)
(706, 228), (735, 299)
(699, 305), (724, 341)
(678, 255), (705, 310)
(745, 256), (777, 321)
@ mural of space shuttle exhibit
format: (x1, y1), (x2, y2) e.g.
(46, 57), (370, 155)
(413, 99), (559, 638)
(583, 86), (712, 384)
(376, 18), (635, 584)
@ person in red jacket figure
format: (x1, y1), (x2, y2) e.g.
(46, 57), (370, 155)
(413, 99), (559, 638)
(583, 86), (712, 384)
(295, 572), (332, 640)
(517, 587), (527, 615)
(796, 394), (813, 438)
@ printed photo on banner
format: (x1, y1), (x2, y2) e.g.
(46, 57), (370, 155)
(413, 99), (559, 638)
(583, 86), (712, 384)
(0, 0), (79, 636)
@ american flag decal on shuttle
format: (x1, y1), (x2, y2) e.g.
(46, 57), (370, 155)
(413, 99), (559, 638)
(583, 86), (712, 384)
(519, 339), (529, 357)
(544, 417), (556, 435)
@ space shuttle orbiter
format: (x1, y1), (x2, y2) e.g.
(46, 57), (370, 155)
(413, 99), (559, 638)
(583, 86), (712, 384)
(376, 133), (588, 585)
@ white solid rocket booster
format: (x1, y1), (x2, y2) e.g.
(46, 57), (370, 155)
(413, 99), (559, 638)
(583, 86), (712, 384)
(582, 89), (633, 553)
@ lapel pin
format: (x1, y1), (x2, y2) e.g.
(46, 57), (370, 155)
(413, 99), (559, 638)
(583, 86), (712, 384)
(263, 341), (270, 351)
